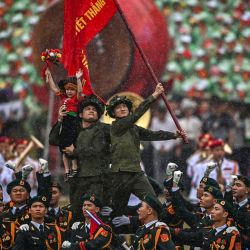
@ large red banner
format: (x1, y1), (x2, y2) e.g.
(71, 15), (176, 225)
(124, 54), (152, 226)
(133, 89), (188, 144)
(63, 0), (117, 95)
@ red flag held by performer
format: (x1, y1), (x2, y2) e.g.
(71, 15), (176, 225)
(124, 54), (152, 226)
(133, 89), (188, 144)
(62, 0), (117, 95)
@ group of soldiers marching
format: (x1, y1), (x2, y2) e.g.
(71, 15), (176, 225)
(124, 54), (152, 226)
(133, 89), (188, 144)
(0, 82), (249, 249)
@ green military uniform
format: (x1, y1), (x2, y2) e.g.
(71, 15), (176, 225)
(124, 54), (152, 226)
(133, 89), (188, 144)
(108, 95), (177, 215)
(70, 121), (111, 217)
(49, 95), (111, 217)
(13, 221), (62, 250)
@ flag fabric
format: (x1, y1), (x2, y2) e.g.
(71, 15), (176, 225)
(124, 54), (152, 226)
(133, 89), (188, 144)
(62, 0), (117, 96)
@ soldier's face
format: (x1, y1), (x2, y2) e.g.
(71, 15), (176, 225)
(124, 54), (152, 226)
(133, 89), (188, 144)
(211, 204), (228, 222)
(50, 187), (61, 206)
(232, 180), (249, 200)
(29, 202), (47, 220)
(81, 105), (98, 122)
(138, 202), (152, 222)
(200, 191), (215, 209)
(10, 186), (29, 204)
(82, 201), (100, 218)
(163, 187), (171, 200)
(114, 103), (129, 118)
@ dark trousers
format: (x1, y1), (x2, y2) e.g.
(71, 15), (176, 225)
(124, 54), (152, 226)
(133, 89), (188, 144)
(111, 171), (155, 216)
(69, 175), (103, 220)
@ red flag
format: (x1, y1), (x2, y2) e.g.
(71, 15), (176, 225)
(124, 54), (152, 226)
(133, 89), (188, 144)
(62, 0), (117, 96)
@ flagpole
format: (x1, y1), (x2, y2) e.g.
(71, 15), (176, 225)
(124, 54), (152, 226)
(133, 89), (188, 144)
(113, 0), (188, 143)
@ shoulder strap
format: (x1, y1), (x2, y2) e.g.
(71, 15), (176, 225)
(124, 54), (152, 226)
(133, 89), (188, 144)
(153, 227), (162, 250)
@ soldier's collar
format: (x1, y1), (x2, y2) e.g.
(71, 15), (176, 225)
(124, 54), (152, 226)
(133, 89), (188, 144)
(214, 224), (227, 235)
(236, 198), (248, 208)
(31, 221), (44, 231)
(145, 220), (158, 228)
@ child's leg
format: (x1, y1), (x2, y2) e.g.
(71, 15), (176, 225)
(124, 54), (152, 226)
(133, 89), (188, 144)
(63, 154), (70, 174)
(71, 159), (78, 170)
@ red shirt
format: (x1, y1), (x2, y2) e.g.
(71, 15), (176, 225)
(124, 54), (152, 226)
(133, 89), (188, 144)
(61, 95), (78, 113)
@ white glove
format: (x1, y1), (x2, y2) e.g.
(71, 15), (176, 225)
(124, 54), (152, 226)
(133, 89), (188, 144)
(204, 162), (217, 177)
(173, 171), (183, 185)
(112, 215), (130, 227)
(22, 165), (34, 180)
(39, 158), (49, 174)
(155, 222), (167, 227)
(166, 162), (179, 177)
(226, 226), (239, 234)
(226, 175), (238, 190)
(231, 175), (238, 181)
(100, 206), (113, 217)
(4, 161), (16, 171)
(19, 224), (29, 231)
(62, 241), (72, 248)
(71, 222), (81, 230)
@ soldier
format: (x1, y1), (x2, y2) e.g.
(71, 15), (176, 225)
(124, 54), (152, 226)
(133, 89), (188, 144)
(226, 175), (250, 248)
(0, 160), (51, 248)
(13, 196), (62, 250)
(172, 171), (223, 229)
(132, 194), (175, 250)
(60, 95), (111, 217)
(62, 194), (113, 249)
(106, 83), (185, 215)
(46, 182), (73, 240)
(203, 199), (242, 250)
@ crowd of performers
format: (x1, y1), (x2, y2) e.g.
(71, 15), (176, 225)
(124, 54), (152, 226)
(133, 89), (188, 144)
(0, 77), (249, 249)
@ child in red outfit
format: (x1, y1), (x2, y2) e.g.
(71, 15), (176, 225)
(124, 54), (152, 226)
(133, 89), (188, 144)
(45, 68), (85, 181)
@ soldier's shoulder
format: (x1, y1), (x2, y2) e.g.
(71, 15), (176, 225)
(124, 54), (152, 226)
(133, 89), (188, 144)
(155, 222), (168, 228)
(225, 226), (239, 235)
(61, 204), (72, 211)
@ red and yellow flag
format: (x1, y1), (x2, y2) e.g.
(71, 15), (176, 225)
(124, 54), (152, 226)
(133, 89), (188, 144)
(62, 0), (117, 95)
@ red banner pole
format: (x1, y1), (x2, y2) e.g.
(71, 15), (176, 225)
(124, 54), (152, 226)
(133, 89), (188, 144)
(113, 0), (188, 143)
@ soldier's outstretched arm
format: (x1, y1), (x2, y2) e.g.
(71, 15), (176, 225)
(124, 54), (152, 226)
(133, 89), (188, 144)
(137, 126), (177, 141)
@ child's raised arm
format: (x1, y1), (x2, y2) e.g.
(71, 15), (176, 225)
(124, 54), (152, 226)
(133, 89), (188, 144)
(76, 69), (85, 101)
(45, 68), (60, 94)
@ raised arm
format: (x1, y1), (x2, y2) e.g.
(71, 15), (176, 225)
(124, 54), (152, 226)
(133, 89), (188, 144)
(112, 83), (165, 135)
(45, 68), (60, 94)
(75, 69), (85, 101)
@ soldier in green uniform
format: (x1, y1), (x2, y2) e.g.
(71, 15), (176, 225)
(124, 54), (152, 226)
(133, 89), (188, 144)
(58, 95), (111, 218)
(13, 195), (62, 250)
(61, 194), (113, 250)
(132, 194), (175, 250)
(106, 83), (185, 215)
